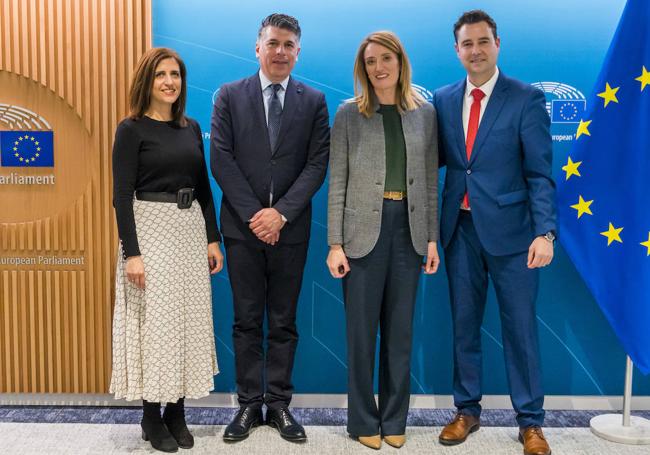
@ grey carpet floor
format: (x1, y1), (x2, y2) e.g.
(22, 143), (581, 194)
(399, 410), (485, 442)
(2, 406), (649, 427)
(1, 423), (650, 454)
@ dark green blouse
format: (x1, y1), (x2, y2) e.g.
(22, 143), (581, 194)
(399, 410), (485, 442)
(378, 104), (407, 192)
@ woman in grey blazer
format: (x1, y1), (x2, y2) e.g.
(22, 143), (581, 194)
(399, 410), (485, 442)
(326, 31), (439, 450)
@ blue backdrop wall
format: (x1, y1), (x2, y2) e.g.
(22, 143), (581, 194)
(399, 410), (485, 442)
(152, 0), (650, 396)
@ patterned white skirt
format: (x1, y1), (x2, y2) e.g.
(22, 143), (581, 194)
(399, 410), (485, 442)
(110, 199), (218, 403)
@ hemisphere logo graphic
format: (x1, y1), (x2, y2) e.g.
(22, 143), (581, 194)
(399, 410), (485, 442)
(0, 104), (54, 167)
(530, 82), (586, 124)
(413, 84), (434, 103)
(212, 88), (220, 106)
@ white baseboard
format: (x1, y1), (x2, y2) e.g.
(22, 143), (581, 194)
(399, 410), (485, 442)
(0, 393), (649, 410)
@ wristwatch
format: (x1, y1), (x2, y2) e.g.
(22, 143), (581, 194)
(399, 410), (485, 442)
(542, 231), (556, 243)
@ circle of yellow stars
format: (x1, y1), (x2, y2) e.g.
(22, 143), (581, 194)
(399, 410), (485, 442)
(11, 134), (42, 165)
(567, 65), (650, 255)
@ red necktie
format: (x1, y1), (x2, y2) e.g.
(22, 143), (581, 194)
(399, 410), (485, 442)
(463, 88), (485, 209)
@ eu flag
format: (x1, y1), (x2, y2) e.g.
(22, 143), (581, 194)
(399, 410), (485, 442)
(0, 130), (54, 167)
(551, 99), (586, 123)
(556, 0), (650, 374)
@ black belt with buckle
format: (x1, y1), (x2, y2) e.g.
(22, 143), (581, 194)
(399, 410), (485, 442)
(136, 188), (195, 209)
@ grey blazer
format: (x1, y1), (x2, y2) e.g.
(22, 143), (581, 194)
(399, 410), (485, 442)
(327, 100), (439, 258)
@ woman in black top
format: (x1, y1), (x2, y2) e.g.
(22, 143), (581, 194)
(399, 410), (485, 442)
(110, 47), (222, 453)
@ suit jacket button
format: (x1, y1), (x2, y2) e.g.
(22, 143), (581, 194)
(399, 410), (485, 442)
(466, 169), (472, 175)
(271, 160), (276, 165)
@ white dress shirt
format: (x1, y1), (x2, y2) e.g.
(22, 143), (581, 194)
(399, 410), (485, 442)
(259, 70), (289, 125)
(462, 67), (500, 140)
(258, 70), (289, 221)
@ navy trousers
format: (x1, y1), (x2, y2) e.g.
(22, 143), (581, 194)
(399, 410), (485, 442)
(224, 237), (308, 410)
(444, 211), (544, 428)
(343, 199), (423, 436)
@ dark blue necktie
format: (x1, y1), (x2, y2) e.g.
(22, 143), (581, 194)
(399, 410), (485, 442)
(268, 83), (283, 151)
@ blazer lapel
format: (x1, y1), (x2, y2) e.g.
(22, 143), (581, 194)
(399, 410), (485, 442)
(451, 81), (468, 165)
(468, 73), (508, 165)
(272, 76), (302, 156)
(246, 73), (272, 154)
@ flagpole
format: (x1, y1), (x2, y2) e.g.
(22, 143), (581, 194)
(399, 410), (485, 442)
(590, 357), (650, 444)
(622, 355), (632, 427)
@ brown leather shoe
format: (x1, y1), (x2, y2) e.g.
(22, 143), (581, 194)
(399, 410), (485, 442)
(518, 426), (551, 455)
(438, 413), (480, 445)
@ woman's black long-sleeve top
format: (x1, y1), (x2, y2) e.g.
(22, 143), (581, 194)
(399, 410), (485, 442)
(112, 115), (220, 258)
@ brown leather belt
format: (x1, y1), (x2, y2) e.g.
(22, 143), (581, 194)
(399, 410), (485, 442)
(383, 191), (407, 200)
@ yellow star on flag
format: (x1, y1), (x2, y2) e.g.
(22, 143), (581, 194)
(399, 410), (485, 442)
(570, 195), (593, 218)
(23, 135), (29, 139)
(636, 66), (650, 91)
(641, 232), (650, 256)
(562, 156), (582, 180)
(30, 136), (34, 141)
(600, 223), (623, 246)
(35, 141), (39, 146)
(597, 82), (620, 107)
(576, 119), (592, 139)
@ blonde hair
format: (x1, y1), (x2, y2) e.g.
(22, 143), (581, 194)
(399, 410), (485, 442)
(352, 31), (424, 118)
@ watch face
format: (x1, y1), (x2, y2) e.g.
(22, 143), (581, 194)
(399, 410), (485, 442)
(545, 232), (556, 242)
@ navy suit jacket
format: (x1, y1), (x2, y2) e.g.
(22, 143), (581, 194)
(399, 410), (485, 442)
(210, 73), (330, 244)
(433, 71), (556, 256)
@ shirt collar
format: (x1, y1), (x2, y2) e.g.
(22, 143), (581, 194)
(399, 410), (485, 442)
(465, 66), (499, 99)
(259, 69), (289, 92)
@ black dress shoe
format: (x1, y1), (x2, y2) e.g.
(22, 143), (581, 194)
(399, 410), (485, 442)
(266, 407), (307, 442)
(223, 406), (263, 442)
(163, 398), (194, 449)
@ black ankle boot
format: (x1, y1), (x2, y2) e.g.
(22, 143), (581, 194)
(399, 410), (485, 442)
(141, 400), (178, 453)
(163, 397), (194, 449)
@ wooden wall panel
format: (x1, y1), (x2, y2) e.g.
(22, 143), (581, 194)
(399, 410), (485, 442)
(0, 0), (151, 393)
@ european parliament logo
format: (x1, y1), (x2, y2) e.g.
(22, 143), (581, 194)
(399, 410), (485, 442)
(413, 84), (434, 103)
(530, 82), (587, 124)
(1, 131), (54, 167)
(0, 104), (54, 167)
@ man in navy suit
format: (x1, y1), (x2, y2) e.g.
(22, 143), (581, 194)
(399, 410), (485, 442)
(433, 10), (555, 455)
(210, 13), (329, 443)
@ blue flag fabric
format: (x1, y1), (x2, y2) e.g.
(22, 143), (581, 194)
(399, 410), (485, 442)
(556, 0), (650, 374)
(0, 131), (54, 167)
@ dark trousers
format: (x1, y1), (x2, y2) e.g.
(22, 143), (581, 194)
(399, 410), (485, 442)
(444, 211), (544, 428)
(343, 200), (422, 436)
(224, 237), (308, 410)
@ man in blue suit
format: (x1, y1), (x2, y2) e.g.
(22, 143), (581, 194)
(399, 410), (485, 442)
(433, 10), (555, 455)
(210, 13), (329, 443)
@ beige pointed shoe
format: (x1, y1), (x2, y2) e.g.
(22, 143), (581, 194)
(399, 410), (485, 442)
(384, 434), (406, 448)
(358, 434), (382, 450)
